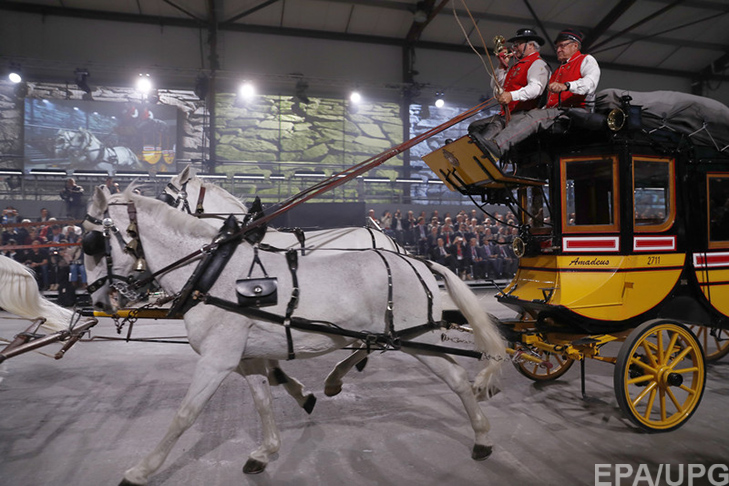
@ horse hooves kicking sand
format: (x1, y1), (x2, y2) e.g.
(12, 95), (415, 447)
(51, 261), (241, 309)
(472, 444), (493, 461)
(243, 458), (267, 474)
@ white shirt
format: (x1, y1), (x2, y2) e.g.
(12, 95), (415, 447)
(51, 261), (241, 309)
(492, 56), (550, 102)
(567, 54), (601, 105)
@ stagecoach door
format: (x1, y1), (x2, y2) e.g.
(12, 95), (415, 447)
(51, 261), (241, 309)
(700, 172), (729, 317)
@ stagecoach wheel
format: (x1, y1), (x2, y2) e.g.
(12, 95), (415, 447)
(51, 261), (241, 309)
(688, 325), (729, 362)
(511, 344), (575, 381)
(614, 319), (706, 432)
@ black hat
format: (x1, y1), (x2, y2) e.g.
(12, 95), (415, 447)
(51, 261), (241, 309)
(507, 28), (545, 46)
(555, 28), (584, 45)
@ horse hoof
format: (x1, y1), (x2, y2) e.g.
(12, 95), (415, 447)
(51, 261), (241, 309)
(472, 444), (493, 461)
(355, 356), (368, 372)
(119, 480), (143, 486)
(243, 458), (267, 474)
(271, 367), (288, 385)
(303, 394), (317, 414)
(324, 383), (342, 397)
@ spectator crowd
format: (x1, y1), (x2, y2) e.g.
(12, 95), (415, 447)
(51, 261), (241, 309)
(1, 205), (87, 293)
(367, 208), (520, 281)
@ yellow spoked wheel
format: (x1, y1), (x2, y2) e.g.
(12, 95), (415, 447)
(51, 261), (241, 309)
(614, 319), (706, 432)
(689, 325), (729, 362)
(511, 344), (575, 381)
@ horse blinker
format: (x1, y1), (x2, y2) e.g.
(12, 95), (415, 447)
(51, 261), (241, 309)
(82, 230), (105, 256)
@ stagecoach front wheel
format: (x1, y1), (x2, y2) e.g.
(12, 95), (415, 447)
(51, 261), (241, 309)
(614, 320), (706, 432)
(688, 325), (729, 362)
(511, 344), (575, 381)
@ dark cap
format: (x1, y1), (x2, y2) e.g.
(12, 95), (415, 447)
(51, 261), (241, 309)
(555, 28), (584, 45)
(507, 28), (545, 46)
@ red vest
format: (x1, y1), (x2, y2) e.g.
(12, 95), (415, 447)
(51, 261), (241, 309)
(502, 52), (543, 114)
(546, 52), (587, 108)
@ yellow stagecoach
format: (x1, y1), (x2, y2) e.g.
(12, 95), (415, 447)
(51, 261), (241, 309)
(424, 89), (729, 432)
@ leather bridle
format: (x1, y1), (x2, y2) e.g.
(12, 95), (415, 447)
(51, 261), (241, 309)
(82, 202), (146, 302)
(158, 180), (206, 215)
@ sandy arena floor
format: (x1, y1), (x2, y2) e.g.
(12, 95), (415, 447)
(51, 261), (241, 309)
(1, 290), (728, 486)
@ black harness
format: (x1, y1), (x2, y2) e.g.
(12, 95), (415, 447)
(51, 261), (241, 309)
(82, 204), (146, 302)
(158, 180), (207, 215)
(85, 197), (486, 362)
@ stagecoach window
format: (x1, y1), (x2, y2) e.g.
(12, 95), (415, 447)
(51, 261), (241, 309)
(633, 157), (674, 232)
(708, 174), (729, 244)
(525, 185), (550, 230)
(562, 156), (618, 232)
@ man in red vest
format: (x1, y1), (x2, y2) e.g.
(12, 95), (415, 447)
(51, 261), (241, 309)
(469, 28), (549, 141)
(476, 28), (601, 164)
(545, 28), (600, 109)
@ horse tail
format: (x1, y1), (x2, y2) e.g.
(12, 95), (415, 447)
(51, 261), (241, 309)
(0, 256), (72, 334)
(428, 261), (506, 400)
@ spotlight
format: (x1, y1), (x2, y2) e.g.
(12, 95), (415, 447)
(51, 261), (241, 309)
(8, 63), (22, 84)
(75, 69), (92, 94)
(435, 92), (445, 108)
(350, 91), (361, 103)
(136, 73), (153, 94)
(239, 81), (255, 100)
(295, 79), (310, 104)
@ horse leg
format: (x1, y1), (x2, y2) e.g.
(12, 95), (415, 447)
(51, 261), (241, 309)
(236, 360), (281, 474)
(265, 359), (317, 414)
(324, 346), (368, 396)
(119, 354), (237, 486)
(405, 351), (494, 461)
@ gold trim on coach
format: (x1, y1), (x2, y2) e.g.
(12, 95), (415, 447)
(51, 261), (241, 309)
(502, 254), (686, 321)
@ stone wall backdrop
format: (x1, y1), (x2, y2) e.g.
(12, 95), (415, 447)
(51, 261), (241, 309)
(409, 102), (500, 203)
(0, 82), (24, 171)
(215, 94), (404, 202)
(1, 79), (489, 209)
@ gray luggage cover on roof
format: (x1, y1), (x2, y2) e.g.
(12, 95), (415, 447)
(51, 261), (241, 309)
(596, 89), (729, 151)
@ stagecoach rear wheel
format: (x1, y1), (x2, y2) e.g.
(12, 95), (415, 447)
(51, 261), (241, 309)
(614, 320), (706, 432)
(511, 344), (575, 381)
(688, 325), (729, 362)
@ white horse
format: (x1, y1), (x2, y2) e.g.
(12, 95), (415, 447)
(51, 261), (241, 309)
(162, 167), (405, 395)
(85, 185), (318, 416)
(0, 255), (72, 334)
(164, 165), (405, 253)
(55, 128), (141, 172)
(84, 187), (505, 484)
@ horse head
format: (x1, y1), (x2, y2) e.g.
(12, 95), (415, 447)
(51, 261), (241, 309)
(83, 185), (144, 312)
(159, 165), (248, 221)
(54, 129), (75, 156)
(55, 128), (90, 158)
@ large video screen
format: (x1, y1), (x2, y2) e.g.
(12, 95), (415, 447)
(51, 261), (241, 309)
(24, 99), (179, 173)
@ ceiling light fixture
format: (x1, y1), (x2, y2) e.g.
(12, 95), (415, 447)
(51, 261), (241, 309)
(239, 81), (256, 100)
(136, 73), (153, 94)
(435, 92), (445, 108)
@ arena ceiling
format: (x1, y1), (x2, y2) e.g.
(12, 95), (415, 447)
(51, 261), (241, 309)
(2, 0), (729, 90)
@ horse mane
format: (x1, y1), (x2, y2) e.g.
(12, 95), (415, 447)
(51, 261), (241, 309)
(172, 165), (248, 214)
(121, 186), (218, 240)
(190, 174), (248, 213)
(0, 255), (73, 333)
